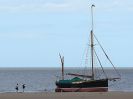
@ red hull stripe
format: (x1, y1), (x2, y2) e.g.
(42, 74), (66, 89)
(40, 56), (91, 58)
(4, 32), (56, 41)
(55, 87), (108, 92)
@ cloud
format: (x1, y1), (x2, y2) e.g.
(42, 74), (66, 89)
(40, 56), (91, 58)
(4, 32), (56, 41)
(0, 0), (88, 13)
(94, 0), (133, 12)
(0, 0), (132, 13)
(0, 32), (43, 39)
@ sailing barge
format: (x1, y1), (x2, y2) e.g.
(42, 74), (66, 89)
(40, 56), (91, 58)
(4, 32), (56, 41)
(55, 5), (120, 92)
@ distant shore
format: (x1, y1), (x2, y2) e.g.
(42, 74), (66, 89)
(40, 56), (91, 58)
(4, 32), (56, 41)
(0, 92), (133, 99)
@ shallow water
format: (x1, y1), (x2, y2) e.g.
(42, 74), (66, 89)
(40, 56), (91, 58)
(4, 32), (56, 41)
(0, 68), (132, 92)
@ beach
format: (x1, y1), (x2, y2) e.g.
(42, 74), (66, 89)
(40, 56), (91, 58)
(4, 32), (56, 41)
(0, 92), (133, 99)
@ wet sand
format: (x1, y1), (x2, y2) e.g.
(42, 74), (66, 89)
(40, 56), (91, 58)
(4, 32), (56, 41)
(0, 92), (133, 99)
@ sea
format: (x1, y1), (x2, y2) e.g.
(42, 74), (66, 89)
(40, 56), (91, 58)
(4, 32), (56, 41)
(0, 67), (132, 93)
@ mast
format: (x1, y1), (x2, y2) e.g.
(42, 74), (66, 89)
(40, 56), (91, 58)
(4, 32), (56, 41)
(90, 4), (95, 80)
(59, 54), (64, 80)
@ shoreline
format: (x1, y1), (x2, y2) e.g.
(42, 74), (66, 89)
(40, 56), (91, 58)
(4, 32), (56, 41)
(0, 92), (133, 99)
(0, 90), (133, 93)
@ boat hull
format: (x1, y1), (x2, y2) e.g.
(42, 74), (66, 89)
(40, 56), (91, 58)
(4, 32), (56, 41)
(55, 87), (108, 92)
(55, 79), (108, 92)
(56, 79), (108, 88)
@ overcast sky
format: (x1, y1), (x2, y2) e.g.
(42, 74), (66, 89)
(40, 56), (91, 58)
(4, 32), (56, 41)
(0, 0), (132, 67)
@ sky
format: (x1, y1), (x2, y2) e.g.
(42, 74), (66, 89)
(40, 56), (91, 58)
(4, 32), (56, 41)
(0, 0), (133, 68)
